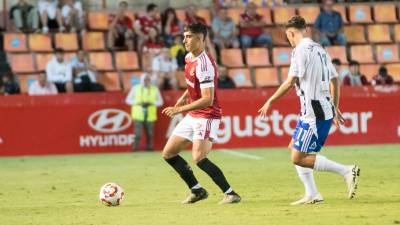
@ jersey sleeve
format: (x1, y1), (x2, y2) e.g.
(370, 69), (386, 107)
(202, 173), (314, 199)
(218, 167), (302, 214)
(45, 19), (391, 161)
(288, 48), (307, 78)
(196, 56), (215, 89)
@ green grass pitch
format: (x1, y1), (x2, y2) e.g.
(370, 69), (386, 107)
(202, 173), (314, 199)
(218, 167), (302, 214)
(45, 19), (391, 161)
(1, 144), (399, 225)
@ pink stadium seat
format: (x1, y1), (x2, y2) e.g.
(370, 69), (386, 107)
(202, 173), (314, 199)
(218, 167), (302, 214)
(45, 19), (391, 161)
(8, 53), (36, 73)
(226, 8), (243, 25)
(89, 52), (114, 71)
(264, 27), (289, 46)
(359, 64), (379, 82)
(325, 46), (348, 64)
(4, 33), (28, 52)
(344, 25), (367, 44)
(279, 66), (289, 83)
(246, 48), (271, 67)
(297, 6), (320, 24)
(82, 32), (105, 51)
(394, 24), (400, 42)
(254, 67), (279, 87)
(273, 7), (296, 25)
(35, 53), (53, 72)
(97, 72), (121, 91)
(350, 45), (375, 64)
(349, 4), (372, 23)
(28, 34), (52, 52)
(122, 72), (141, 91)
(272, 47), (292, 66)
(55, 33), (79, 51)
(256, 7), (272, 25)
(228, 68), (252, 87)
(376, 44), (399, 63)
(373, 4), (398, 23)
(221, 48), (244, 67)
(88, 11), (109, 30)
(385, 63), (400, 82)
(115, 51), (140, 71)
(332, 5), (348, 24)
(18, 74), (41, 93)
(367, 24), (392, 43)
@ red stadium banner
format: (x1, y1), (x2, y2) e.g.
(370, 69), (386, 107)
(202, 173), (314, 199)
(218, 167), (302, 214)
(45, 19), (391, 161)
(0, 86), (399, 156)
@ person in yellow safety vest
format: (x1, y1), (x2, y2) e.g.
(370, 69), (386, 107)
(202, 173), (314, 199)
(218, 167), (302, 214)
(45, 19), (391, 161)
(125, 73), (163, 151)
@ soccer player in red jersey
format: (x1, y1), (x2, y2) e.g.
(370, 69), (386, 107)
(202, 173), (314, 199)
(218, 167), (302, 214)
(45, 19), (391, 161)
(162, 23), (241, 204)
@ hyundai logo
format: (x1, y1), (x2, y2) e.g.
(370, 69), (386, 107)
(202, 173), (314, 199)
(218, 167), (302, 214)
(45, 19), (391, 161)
(88, 109), (132, 133)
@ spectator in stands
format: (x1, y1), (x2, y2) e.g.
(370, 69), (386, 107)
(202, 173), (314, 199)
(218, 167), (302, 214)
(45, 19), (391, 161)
(134, 3), (162, 51)
(46, 48), (73, 92)
(0, 71), (20, 95)
(218, 66), (236, 89)
(38, 0), (65, 33)
(371, 66), (394, 86)
(61, 0), (85, 32)
(10, 0), (40, 33)
(212, 7), (240, 49)
(71, 51), (105, 92)
(161, 7), (183, 47)
(239, 2), (272, 48)
(28, 73), (58, 95)
(125, 73), (163, 151)
(332, 58), (349, 83)
(108, 1), (134, 50)
(343, 60), (368, 86)
(184, 4), (207, 25)
(314, 0), (346, 46)
(170, 35), (186, 70)
(152, 48), (178, 90)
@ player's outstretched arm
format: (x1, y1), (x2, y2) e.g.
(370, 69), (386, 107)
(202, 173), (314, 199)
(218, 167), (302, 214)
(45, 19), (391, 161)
(163, 88), (214, 117)
(258, 76), (297, 118)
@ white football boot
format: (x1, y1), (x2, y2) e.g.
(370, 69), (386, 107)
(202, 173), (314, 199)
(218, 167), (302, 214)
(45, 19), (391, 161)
(345, 165), (360, 199)
(290, 193), (324, 205)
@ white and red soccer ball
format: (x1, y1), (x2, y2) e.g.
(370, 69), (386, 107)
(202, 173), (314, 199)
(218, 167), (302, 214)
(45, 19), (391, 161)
(99, 183), (124, 206)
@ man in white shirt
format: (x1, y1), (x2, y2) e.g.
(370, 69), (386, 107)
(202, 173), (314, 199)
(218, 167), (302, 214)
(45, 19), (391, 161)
(28, 73), (58, 96)
(258, 16), (360, 205)
(151, 48), (178, 89)
(38, 0), (65, 33)
(61, 0), (85, 32)
(46, 48), (72, 92)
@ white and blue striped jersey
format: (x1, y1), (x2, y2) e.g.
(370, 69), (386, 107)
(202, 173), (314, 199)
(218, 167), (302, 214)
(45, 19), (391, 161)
(288, 38), (338, 128)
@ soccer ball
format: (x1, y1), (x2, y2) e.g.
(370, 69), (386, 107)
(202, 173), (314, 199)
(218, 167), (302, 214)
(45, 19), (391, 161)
(99, 182), (125, 206)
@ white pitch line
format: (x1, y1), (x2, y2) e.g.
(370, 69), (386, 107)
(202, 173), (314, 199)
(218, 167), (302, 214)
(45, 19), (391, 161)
(218, 149), (263, 160)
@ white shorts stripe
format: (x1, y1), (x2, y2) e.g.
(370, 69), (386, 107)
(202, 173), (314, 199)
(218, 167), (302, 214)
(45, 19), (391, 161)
(301, 130), (313, 152)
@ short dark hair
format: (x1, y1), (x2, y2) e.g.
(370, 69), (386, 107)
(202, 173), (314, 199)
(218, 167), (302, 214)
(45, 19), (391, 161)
(285, 15), (306, 30)
(54, 48), (64, 54)
(332, 58), (341, 66)
(349, 60), (360, 66)
(185, 23), (208, 41)
(147, 3), (158, 12)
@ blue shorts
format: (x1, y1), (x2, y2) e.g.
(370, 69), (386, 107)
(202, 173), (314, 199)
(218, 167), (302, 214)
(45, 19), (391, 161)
(292, 119), (332, 153)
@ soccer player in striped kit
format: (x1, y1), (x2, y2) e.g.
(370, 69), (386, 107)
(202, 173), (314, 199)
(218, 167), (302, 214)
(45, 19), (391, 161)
(162, 23), (241, 204)
(259, 16), (360, 205)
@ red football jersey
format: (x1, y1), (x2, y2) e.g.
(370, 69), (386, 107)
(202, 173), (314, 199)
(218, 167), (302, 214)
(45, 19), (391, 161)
(184, 51), (222, 119)
(136, 15), (161, 35)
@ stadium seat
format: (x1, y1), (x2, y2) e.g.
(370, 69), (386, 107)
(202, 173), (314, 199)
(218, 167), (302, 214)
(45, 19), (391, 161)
(367, 24), (392, 43)
(220, 48), (244, 67)
(87, 11), (109, 30)
(394, 24), (400, 42)
(8, 53), (36, 73)
(28, 34), (52, 52)
(343, 25), (366, 44)
(350, 45), (375, 64)
(297, 6), (320, 24)
(332, 5), (348, 24)
(349, 4), (372, 23)
(272, 47), (292, 66)
(264, 27), (289, 46)
(226, 8), (243, 25)
(55, 33), (79, 51)
(373, 4), (398, 23)
(18, 74), (40, 93)
(359, 64), (379, 82)
(97, 72), (121, 91)
(35, 53), (53, 72)
(245, 48), (271, 67)
(197, 9), (211, 25)
(89, 52), (114, 71)
(256, 7), (272, 25)
(254, 67), (279, 87)
(4, 33), (28, 52)
(273, 7), (296, 25)
(176, 70), (187, 89)
(115, 51), (140, 71)
(325, 46), (348, 64)
(376, 44), (399, 63)
(385, 63), (400, 82)
(82, 32), (105, 51)
(122, 71), (141, 91)
(227, 68), (252, 87)
(279, 66), (289, 83)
